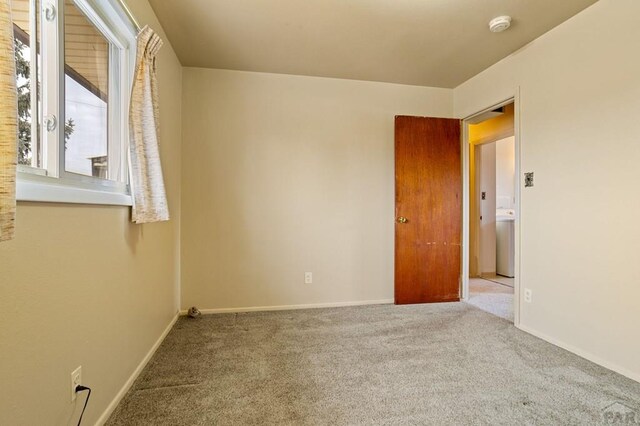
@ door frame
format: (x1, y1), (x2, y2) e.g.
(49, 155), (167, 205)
(461, 92), (521, 326)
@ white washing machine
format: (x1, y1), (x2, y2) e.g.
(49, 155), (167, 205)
(496, 209), (515, 277)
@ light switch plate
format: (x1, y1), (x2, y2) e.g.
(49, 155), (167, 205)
(525, 172), (534, 187)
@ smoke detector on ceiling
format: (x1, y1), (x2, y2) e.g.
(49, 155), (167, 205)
(489, 16), (512, 33)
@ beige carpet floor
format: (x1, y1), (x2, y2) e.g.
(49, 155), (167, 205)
(107, 303), (640, 425)
(466, 278), (514, 321)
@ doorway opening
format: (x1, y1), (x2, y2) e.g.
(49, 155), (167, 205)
(462, 100), (518, 323)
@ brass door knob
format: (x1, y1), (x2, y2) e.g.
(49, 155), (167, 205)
(397, 216), (408, 224)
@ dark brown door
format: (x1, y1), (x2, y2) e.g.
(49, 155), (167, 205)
(395, 116), (461, 304)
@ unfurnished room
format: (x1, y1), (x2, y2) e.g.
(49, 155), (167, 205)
(1, 0), (639, 425)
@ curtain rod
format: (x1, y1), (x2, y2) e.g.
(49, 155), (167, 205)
(117, 0), (141, 32)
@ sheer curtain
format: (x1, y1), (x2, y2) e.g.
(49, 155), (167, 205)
(129, 26), (169, 224)
(0, 0), (17, 241)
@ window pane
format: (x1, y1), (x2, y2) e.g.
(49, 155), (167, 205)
(11, 0), (42, 168)
(64, 0), (111, 179)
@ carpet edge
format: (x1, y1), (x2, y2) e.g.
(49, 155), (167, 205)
(95, 311), (180, 425)
(517, 323), (640, 384)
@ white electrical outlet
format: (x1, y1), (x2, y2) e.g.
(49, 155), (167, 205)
(71, 366), (82, 402)
(524, 288), (533, 303)
(304, 272), (313, 284)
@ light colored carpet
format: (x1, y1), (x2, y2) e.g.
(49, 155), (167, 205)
(107, 303), (640, 425)
(466, 278), (514, 321)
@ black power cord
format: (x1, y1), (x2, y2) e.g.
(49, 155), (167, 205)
(75, 385), (92, 426)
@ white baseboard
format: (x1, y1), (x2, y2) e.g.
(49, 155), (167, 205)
(517, 323), (640, 384)
(95, 312), (180, 425)
(180, 299), (394, 315)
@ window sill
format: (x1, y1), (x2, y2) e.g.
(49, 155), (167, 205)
(17, 174), (133, 206)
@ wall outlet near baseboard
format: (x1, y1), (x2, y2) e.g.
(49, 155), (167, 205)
(304, 272), (313, 284)
(71, 366), (82, 402)
(524, 288), (533, 303)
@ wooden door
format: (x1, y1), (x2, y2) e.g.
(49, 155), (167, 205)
(395, 116), (461, 304)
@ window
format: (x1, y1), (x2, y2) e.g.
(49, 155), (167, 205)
(11, 0), (42, 168)
(12, 0), (137, 205)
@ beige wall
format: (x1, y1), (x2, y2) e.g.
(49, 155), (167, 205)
(455, 0), (640, 381)
(0, 1), (182, 424)
(181, 68), (452, 310)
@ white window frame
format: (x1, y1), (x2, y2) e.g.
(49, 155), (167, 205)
(16, 0), (138, 206)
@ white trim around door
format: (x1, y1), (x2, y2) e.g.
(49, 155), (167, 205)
(461, 89), (522, 327)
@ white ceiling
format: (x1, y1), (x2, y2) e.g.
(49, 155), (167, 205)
(148, 0), (598, 88)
